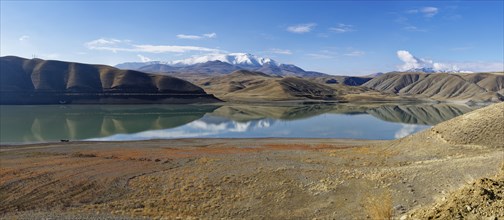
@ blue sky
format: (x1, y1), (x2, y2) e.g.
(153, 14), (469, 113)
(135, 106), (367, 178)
(1, 1), (503, 75)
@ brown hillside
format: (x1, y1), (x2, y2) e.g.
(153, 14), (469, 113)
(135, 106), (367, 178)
(398, 74), (487, 99)
(363, 72), (504, 102)
(362, 72), (427, 93)
(191, 70), (337, 101)
(189, 70), (402, 102)
(0, 56), (205, 94)
(461, 72), (504, 94)
(429, 102), (504, 147)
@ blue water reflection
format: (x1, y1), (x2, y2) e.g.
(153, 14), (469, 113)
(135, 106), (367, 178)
(0, 103), (478, 144)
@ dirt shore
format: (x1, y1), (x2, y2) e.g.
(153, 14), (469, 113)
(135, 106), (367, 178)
(1, 103), (503, 219)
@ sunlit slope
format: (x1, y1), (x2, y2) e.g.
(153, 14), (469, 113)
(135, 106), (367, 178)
(0, 56), (205, 94)
(363, 72), (504, 102)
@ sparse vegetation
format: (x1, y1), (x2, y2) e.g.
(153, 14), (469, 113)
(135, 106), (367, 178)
(1, 102), (502, 219)
(363, 190), (393, 220)
(71, 152), (97, 158)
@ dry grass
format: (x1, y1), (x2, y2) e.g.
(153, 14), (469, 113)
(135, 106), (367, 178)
(363, 190), (393, 220)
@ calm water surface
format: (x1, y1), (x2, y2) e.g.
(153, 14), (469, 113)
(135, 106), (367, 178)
(0, 103), (479, 144)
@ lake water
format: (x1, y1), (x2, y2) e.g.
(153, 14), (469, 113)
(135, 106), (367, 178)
(0, 103), (479, 144)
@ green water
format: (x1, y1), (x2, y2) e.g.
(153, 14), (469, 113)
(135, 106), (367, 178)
(0, 103), (479, 144)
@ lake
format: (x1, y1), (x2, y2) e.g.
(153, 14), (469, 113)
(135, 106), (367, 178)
(0, 103), (480, 144)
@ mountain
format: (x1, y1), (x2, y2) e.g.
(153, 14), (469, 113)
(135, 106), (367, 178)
(307, 76), (372, 86)
(115, 53), (328, 77)
(0, 56), (219, 104)
(403, 67), (473, 74)
(363, 72), (504, 102)
(190, 70), (336, 102)
(186, 70), (405, 102)
(169, 53), (277, 67)
(139, 60), (240, 75)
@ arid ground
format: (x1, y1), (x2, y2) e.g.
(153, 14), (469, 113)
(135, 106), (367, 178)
(1, 103), (503, 219)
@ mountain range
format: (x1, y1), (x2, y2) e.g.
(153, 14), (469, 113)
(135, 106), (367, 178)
(116, 53), (327, 77)
(363, 72), (504, 102)
(185, 70), (409, 102)
(2, 56), (503, 104)
(117, 52), (478, 77)
(404, 67), (473, 74)
(0, 56), (219, 104)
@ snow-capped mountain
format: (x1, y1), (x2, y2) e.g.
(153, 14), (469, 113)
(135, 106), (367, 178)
(404, 67), (473, 74)
(168, 53), (278, 67)
(115, 53), (328, 77)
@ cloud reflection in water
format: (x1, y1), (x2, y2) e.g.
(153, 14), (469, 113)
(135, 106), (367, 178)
(89, 116), (275, 141)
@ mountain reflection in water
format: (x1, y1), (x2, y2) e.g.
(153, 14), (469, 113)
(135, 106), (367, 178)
(0, 103), (481, 144)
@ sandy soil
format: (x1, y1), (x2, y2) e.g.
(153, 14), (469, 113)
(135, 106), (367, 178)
(1, 103), (503, 219)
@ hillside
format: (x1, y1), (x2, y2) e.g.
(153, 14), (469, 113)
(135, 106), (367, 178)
(428, 101), (504, 147)
(190, 70), (335, 102)
(0, 56), (219, 104)
(187, 70), (399, 102)
(308, 75), (372, 86)
(363, 72), (504, 102)
(397, 102), (504, 219)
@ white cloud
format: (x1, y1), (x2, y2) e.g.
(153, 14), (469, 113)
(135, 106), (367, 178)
(287, 23), (316, 33)
(396, 50), (503, 72)
(137, 54), (151, 62)
(19, 35), (30, 41)
(421, 7), (439, 17)
(176, 34), (202, 40)
(395, 124), (419, 139)
(176, 32), (217, 40)
(407, 7), (439, 17)
(269, 48), (292, 55)
(329, 24), (355, 33)
(344, 50), (365, 57)
(397, 50), (434, 71)
(85, 38), (221, 53)
(86, 38), (123, 46)
(448, 62), (504, 73)
(203, 32), (217, 38)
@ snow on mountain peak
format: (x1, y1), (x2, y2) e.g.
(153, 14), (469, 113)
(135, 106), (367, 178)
(168, 53), (279, 67)
(397, 50), (473, 73)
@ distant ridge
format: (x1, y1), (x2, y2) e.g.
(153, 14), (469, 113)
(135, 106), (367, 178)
(116, 53), (328, 77)
(403, 67), (472, 74)
(0, 56), (220, 104)
(363, 72), (504, 102)
(186, 70), (402, 102)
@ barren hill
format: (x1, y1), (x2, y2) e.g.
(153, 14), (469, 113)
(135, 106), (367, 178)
(0, 56), (219, 104)
(428, 101), (504, 147)
(188, 70), (404, 102)
(363, 72), (504, 102)
(398, 102), (504, 219)
(190, 70), (336, 102)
